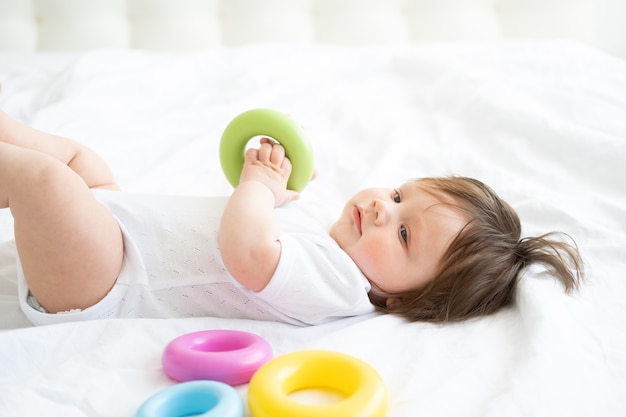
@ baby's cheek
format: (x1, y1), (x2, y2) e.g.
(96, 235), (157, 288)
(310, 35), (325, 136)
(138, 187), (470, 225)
(356, 242), (394, 282)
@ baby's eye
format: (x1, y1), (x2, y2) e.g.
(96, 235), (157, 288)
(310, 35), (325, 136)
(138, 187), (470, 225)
(400, 226), (408, 243)
(393, 190), (401, 203)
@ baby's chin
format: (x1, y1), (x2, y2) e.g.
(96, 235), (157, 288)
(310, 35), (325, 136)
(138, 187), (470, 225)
(328, 223), (340, 244)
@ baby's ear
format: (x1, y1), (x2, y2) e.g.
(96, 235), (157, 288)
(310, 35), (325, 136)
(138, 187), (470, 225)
(385, 297), (400, 309)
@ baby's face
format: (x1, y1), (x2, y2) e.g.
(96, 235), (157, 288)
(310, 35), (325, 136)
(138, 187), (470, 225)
(330, 181), (467, 303)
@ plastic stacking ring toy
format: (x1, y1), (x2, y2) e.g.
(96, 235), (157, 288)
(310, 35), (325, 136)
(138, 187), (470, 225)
(248, 350), (388, 417)
(162, 330), (273, 385)
(134, 380), (244, 417)
(220, 108), (314, 192)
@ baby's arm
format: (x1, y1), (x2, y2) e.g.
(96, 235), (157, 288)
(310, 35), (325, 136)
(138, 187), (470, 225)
(219, 139), (299, 292)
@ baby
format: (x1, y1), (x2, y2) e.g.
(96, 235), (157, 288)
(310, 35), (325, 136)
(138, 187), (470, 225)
(0, 110), (583, 326)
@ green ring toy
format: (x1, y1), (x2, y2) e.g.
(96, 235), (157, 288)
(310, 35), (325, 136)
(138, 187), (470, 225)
(219, 109), (314, 192)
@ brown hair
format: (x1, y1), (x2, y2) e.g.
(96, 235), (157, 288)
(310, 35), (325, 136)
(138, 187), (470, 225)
(369, 176), (584, 323)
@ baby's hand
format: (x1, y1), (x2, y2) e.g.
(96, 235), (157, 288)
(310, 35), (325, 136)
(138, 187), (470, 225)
(239, 138), (299, 207)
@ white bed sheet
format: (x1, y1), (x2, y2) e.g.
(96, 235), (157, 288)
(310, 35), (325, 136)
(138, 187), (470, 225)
(0, 41), (625, 416)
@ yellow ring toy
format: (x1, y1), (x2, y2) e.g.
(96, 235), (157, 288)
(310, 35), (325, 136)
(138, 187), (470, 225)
(248, 350), (388, 417)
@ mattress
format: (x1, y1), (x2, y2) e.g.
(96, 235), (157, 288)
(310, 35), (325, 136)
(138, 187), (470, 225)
(0, 41), (625, 416)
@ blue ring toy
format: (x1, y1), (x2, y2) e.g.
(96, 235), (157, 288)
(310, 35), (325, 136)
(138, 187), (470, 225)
(135, 381), (244, 417)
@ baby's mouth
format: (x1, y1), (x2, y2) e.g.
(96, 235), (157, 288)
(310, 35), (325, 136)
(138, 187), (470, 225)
(353, 206), (362, 235)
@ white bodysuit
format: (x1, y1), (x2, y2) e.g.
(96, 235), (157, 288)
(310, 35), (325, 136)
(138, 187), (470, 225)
(18, 190), (374, 326)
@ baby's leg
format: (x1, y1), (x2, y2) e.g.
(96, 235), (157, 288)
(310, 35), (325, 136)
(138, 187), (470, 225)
(0, 143), (123, 313)
(0, 113), (123, 313)
(0, 110), (118, 190)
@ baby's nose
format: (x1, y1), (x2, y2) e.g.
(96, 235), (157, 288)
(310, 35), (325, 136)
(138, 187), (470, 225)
(372, 199), (389, 226)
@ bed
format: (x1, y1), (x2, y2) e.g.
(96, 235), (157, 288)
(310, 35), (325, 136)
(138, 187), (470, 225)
(1, 1), (626, 416)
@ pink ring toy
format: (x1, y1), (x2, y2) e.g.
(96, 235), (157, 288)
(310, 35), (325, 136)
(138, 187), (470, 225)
(162, 330), (273, 385)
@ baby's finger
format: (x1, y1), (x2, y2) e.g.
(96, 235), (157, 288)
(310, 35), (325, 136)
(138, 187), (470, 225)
(259, 137), (277, 146)
(283, 190), (300, 204)
(257, 141), (274, 162)
(280, 154), (292, 176)
(270, 143), (286, 166)
(244, 147), (259, 163)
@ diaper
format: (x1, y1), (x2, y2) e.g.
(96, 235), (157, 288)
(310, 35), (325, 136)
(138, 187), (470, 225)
(26, 291), (82, 314)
